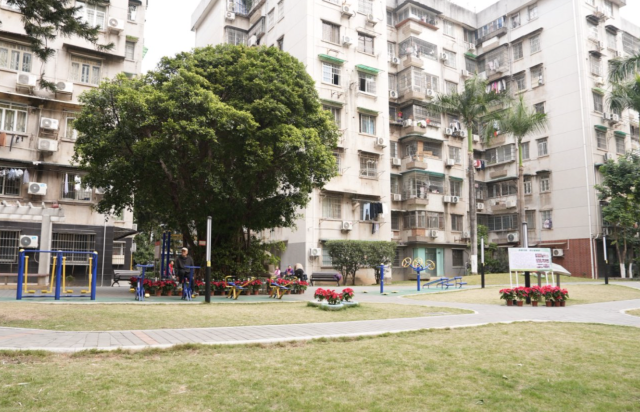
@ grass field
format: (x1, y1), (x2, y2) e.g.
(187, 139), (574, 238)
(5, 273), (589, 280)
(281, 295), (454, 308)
(389, 273), (598, 287)
(1, 323), (639, 411)
(406, 284), (640, 306)
(0, 302), (471, 331)
(626, 309), (640, 318)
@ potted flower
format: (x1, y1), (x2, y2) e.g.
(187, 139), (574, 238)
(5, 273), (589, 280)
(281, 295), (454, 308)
(529, 286), (543, 307)
(325, 290), (342, 305)
(213, 281), (227, 296)
(560, 288), (569, 306)
(251, 279), (262, 295)
(298, 280), (308, 294)
(341, 288), (354, 302)
(514, 287), (529, 306)
(542, 285), (555, 306)
(163, 280), (177, 296)
(499, 288), (516, 306)
(314, 288), (326, 302)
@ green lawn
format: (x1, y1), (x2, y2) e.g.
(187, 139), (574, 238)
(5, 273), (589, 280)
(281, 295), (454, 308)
(406, 284), (640, 306)
(1, 323), (639, 411)
(389, 273), (597, 287)
(626, 309), (640, 318)
(0, 302), (470, 331)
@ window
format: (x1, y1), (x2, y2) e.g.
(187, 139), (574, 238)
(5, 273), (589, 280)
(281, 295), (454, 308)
(333, 152), (342, 175)
(443, 20), (454, 37)
(450, 179), (462, 197)
(127, 3), (137, 21)
(537, 138), (548, 156)
(531, 65), (543, 86)
(70, 56), (102, 85)
(390, 175), (400, 194)
(388, 74), (397, 92)
(277, 37), (284, 50)
(52, 233), (96, 264)
(587, 21), (599, 41)
(521, 142), (530, 160)
(525, 210), (536, 229)
(427, 212), (444, 229)
(603, 1), (613, 18)
(596, 129), (607, 149)
(322, 62), (340, 86)
(534, 102), (545, 114)
(445, 81), (457, 95)
(324, 0), (340, 4)
(358, 33), (374, 54)
(464, 28), (477, 44)
(359, 154), (378, 178)
(513, 42), (523, 60)
(398, 37), (437, 59)
(451, 214), (463, 232)
(0, 102), (27, 133)
(524, 176), (532, 195)
(488, 214), (518, 231)
(62, 174), (92, 201)
(482, 47), (508, 73)
(622, 33), (640, 55)
(448, 146), (462, 164)
(324, 105), (341, 128)
(540, 175), (550, 192)
(322, 248), (333, 266)
(476, 16), (505, 40)
(391, 212), (401, 231)
(321, 22), (340, 44)
(278, 0), (284, 21)
(0, 167), (23, 196)
(486, 144), (516, 165)
(226, 27), (247, 45)
(113, 242), (125, 258)
(0, 40), (32, 72)
(267, 8), (275, 29)
(0, 230), (19, 263)
(465, 58), (477, 73)
(386, 10), (394, 26)
(125, 41), (135, 60)
(65, 117), (77, 140)
(593, 92), (604, 112)
(423, 141), (442, 159)
(452, 250), (464, 267)
(442, 49), (456, 68)
(616, 136), (625, 154)
(387, 42), (396, 61)
(359, 113), (376, 135)
(232, 0), (250, 14)
(390, 141), (398, 158)
(393, 248), (401, 267)
(322, 196), (341, 219)
(358, 71), (376, 94)
(358, 0), (373, 14)
(607, 31), (617, 50)
(590, 55), (601, 76)
(528, 3), (538, 21)
(511, 12), (521, 29)
(530, 34), (541, 53)
(76, 1), (106, 30)
(514, 72), (526, 91)
(488, 181), (517, 198)
(541, 210), (553, 229)
(396, 6), (437, 26)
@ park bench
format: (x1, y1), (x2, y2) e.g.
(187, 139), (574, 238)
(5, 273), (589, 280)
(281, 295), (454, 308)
(310, 272), (341, 286)
(1, 273), (48, 286)
(112, 270), (140, 286)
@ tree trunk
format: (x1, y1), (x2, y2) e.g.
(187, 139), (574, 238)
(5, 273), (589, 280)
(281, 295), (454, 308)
(517, 143), (526, 246)
(468, 129), (478, 274)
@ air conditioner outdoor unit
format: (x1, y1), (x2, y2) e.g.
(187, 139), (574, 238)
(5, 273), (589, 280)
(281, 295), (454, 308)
(425, 89), (434, 97)
(611, 114), (620, 123)
(429, 230), (439, 237)
(604, 153), (615, 161)
(402, 119), (413, 127)
(20, 235), (39, 248)
(393, 193), (402, 201)
(28, 182), (47, 195)
(310, 248), (322, 257)
(445, 128), (453, 136)
(366, 14), (376, 25)
(477, 203), (485, 210)
(225, 11), (236, 20)
(462, 231), (470, 239)
(341, 5), (354, 17)
(392, 157), (402, 166)
(602, 112), (612, 121)
(55, 81), (73, 94)
(248, 35), (258, 47)
(342, 221), (354, 231)
(95, 187), (106, 195)
(615, 50), (622, 58)
(473, 134), (480, 142)
(445, 159), (455, 167)
(16, 72), (37, 87)
(342, 36), (353, 46)
(391, 56), (401, 65)
(461, 69), (471, 78)
(389, 90), (398, 99)
(40, 117), (59, 130)
(37, 138), (58, 152)
(459, 130), (467, 138)
(443, 195), (452, 203)
(506, 199), (517, 208)
(507, 232), (519, 243)
(107, 17), (125, 32)
(375, 137), (387, 148)
(552, 249), (564, 257)
(595, 77), (605, 86)
(440, 53), (448, 61)
(451, 196), (460, 203)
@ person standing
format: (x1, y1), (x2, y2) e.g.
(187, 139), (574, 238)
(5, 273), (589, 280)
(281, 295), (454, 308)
(175, 247), (194, 285)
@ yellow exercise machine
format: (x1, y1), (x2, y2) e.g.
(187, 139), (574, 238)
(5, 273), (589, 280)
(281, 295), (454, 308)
(61, 257), (73, 294)
(269, 277), (292, 299)
(225, 276), (252, 300)
(23, 256), (35, 294)
(41, 256), (58, 294)
(80, 255), (93, 295)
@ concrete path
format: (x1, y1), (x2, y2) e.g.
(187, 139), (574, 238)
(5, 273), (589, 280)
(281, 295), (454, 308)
(1, 282), (640, 352)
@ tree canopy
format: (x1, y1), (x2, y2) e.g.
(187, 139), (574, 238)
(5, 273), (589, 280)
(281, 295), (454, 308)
(325, 240), (396, 285)
(73, 45), (338, 270)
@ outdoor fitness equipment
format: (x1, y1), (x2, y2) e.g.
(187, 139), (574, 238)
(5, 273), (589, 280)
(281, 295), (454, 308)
(134, 264), (154, 301)
(401, 257), (436, 291)
(269, 276), (293, 299)
(225, 276), (253, 300)
(23, 256), (35, 294)
(182, 266), (200, 301)
(16, 249), (98, 300)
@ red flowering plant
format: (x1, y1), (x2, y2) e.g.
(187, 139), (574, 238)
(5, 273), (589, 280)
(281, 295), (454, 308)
(514, 287), (530, 301)
(298, 280), (309, 291)
(541, 285), (555, 302)
(129, 277), (138, 289)
(193, 279), (205, 293)
(499, 288), (516, 301)
(325, 290), (342, 305)
(163, 280), (177, 294)
(212, 281), (227, 292)
(250, 279), (263, 292)
(314, 288), (326, 301)
(529, 286), (543, 302)
(341, 288), (354, 302)
(552, 287), (569, 302)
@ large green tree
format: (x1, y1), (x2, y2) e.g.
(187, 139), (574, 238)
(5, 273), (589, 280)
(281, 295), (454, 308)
(326, 240), (396, 285)
(486, 96), (548, 245)
(73, 45), (338, 270)
(429, 76), (508, 274)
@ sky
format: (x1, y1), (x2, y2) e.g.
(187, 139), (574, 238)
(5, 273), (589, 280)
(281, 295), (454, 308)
(141, 0), (640, 73)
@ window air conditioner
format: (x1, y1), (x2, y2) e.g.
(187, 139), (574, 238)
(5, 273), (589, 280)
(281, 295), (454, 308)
(473, 134), (480, 142)
(604, 153), (615, 161)
(611, 114), (620, 123)
(440, 53), (448, 61)
(28, 182), (47, 195)
(443, 195), (452, 203)
(507, 232), (519, 243)
(467, 42), (476, 51)
(375, 137), (387, 148)
(16, 72), (37, 87)
(595, 77), (605, 86)
(40, 117), (59, 130)
(461, 69), (471, 78)
(402, 119), (413, 127)
(459, 131), (467, 138)
(366, 14), (376, 25)
(445, 159), (455, 167)
(389, 90), (398, 99)
(425, 89), (434, 97)
(506, 199), (517, 208)
(342, 221), (354, 231)
(20, 235), (39, 248)
(602, 112), (612, 121)
(310, 247), (322, 257)
(392, 158), (402, 166)
(552, 249), (564, 257)
(55, 81), (73, 94)
(38, 138), (58, 152)
(476, 203), (485, 210)
(614, 50), (622, 58)
(248, 35), (258, 47)
(391, 56), (401, 65)
(342, 36), (353, 46)
(429, 230), (439, 237)
(462, 231), (470, 239)
(451, 196), (460, 203)
(107, 17), (125, 32)
(445, 128), (453, 136)
(225, 11), (236, 20)
(393, 193), (402, 201)
(341, 5), (354, 17)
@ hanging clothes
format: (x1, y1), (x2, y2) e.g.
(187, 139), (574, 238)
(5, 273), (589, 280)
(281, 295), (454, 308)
(22, 169), (29, 184)
(372, 223), (379, 234)
(64, 173), (69, 195)
(362, 203), (371, 221)
(370, 203), (383, 220)
(74, 175), (81, 191)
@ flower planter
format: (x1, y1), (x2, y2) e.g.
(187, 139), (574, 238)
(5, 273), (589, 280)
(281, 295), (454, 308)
(545, 301), (552, 307)
(517, 301), (524, 307)
(320, 303), (345, 311)
(342, 301), (359, 308)
(307, 300), (327, 308)
(560, 301), (566, 307)
(555, 301), (561, 307)
(506, 300), (513, 306)
(532, 301), (538, 307)
(155, 290), (162, 296)
(167, 290), (173, 297)
(512, 300), (517, 306)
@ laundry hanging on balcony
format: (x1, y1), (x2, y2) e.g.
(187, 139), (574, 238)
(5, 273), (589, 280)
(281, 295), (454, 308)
(474, 160), (486, 170)
(486, 79), (507, 93)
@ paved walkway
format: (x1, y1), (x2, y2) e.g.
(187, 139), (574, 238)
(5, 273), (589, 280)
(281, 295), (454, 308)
(1, 282), (640, 352)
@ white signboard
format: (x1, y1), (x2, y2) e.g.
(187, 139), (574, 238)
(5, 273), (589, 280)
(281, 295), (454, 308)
(508, 248), (552, 271)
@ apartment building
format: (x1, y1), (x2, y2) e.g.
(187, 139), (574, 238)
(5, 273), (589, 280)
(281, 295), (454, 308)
(192, 0), (639, 281)
(0, 0), (146, 285)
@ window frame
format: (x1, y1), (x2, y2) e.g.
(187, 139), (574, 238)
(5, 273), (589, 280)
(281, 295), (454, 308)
(530, 34), (541, 54)
(61, 173), (93, 202)
(0, 40), (33, 73)
(537, 138), (548, 156)
(524, 176), (532, 195)
(513, 42), (523, 60)
(125, 41), (136, 61)
(357, 33), (375, 55)
(0, 230), (19, 263)
(358, 71), (377, 94)
(69, 55), (102, 86)
(451, 214), (463, 232)
(539, 175), (550, 193)
(359, 113), (376, 135)
(0, 167), (23, 196)
(359, 153), (379, 179)
(322, 196), (342, 219)
(593, 92), (604, 113)
(0, 102), (28, 133)
(52, 232), (96, 264)
(76, 1), (107, 30)
(322, 62), (341, 86)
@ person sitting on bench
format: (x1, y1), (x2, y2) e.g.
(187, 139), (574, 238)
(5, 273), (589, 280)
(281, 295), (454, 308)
(294, 263), (306, 281)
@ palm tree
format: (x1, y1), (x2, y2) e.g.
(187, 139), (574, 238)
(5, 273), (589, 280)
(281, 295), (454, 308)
(608, 52), (640, 115)
(487, 95), (548, 246)
(608, 53), (640, 83)
(429, 76), (508, 274)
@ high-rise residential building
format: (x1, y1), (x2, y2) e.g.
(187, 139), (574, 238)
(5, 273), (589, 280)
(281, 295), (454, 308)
(0, 1), (146, 286)
(192, 0), (639, 282)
